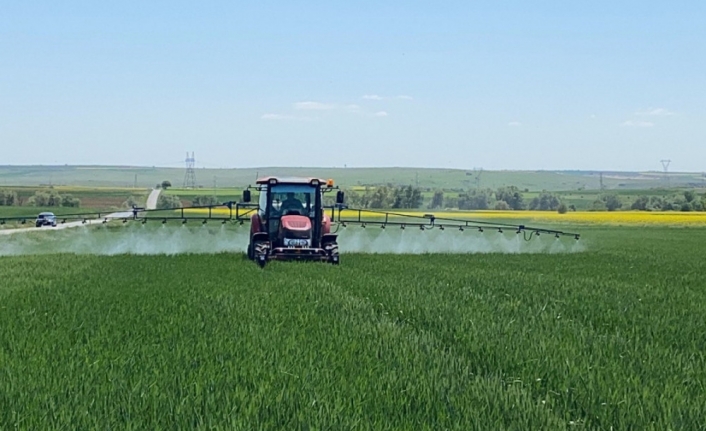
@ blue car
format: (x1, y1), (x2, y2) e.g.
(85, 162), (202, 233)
(35, 212), (57, 227)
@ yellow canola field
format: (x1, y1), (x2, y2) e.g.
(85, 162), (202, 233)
(181, 208), (706, 225)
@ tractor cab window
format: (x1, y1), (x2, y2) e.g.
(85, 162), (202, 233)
(268, 184), (315, 217)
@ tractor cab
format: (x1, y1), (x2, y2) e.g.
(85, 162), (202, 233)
(242, 176), (344, 266)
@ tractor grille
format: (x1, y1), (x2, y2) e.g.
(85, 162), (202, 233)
(280, 215), (311, 231)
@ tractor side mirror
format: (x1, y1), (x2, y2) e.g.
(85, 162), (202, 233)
(336, 191), (345, 204)
(242, 190), (251, 203)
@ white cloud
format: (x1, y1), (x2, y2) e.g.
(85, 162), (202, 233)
(294, 101), (335, 110)
(621, 120), (654, 127)
(261, 113), (293, 120)
(590, 114), (597, 119)
(265, 98), (397, 121)
(507, 121), (521, 127)
(260, 113), (316, 121)
(635, 108), (676, 116)
(361, 94), (413, 101)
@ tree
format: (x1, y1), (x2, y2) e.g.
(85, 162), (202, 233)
(368, 186), (391, 209)
(589, 199), (606, 211)
(61, 194), (81, 208)
(391, 186), (404, 209)
(495, 186), (525, 210)
(602, 194), (622, 211)
(161, 180), (172, 190)
(457, 189), (493, 210)
(428, 190), (444, 209)
(390, 185), (422, 209)
(157, 194), (181, 209)
(557, 203), (568, 214)
(631, 195), (649, 211)
(684, 190), (696, 202)
(0, 189), (18, 206)
(402, 185), (423, 209)
(494, 200), (511, 210)
(648, 196), (665, 211)
(529, 192), (561, 211)
(27, 190), (62, 207)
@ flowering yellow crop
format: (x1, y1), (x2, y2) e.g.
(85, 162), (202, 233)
(332, 209), (706, 225)
(182, 208), (706, 226)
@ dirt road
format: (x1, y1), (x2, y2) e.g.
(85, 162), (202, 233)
(0, 189), (161, 236)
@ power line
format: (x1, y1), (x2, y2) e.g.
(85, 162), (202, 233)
(184, 152), (197, 189)
(660, 159), (671, 187)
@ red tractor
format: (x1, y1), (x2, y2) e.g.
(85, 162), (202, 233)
(241, 176), (344, 267)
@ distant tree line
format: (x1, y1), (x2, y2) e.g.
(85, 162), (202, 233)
(0, 190), (18, 206)
(343, 185), (423, 209)
(344, 185), (566, 211)
(0, 189), (80, 208)
(342, 185), (706, 212)
(3, 184), (705, 213)
(627, 191), (706, 212)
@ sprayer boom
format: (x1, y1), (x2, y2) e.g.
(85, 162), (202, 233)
(0, 179), (581, 264)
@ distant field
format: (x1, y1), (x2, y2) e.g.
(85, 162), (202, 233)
(0, 185), (149, 209)
(0, 186), (153, 229)
(2, 165), (705, 191)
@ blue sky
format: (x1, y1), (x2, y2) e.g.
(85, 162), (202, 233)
(1, 1), (704, 171)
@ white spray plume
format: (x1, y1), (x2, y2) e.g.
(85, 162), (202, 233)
(336, 227), (585, 254)
(0, 223), (586, 256)
(0, 224), (249, 256)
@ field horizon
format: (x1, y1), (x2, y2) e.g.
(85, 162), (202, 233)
(2, 164), (705, 192)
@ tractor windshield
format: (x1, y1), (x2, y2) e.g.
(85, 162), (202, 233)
(269, 184), (316, 217)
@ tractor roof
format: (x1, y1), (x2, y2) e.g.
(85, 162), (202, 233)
(256, 176), (329, 185)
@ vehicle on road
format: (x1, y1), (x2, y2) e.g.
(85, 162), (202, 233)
(35, 212), (57, 227)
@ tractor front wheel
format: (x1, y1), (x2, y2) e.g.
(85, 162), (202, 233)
(253, 241), (269, 268)
(325, 242), (340, 265)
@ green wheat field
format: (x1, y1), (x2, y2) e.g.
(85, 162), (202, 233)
(1, 225), (705, 430)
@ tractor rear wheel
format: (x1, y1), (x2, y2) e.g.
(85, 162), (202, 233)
(247, 242), (254, 260)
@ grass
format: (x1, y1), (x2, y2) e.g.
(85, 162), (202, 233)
(1, 224), (705, 429)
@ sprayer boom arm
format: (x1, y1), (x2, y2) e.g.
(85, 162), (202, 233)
(331, 207), (580, 240)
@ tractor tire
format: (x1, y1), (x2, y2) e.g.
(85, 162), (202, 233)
(253, 241), (269, 268)
(247, 242), (254, 260)
(326, 242), (340, 265)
